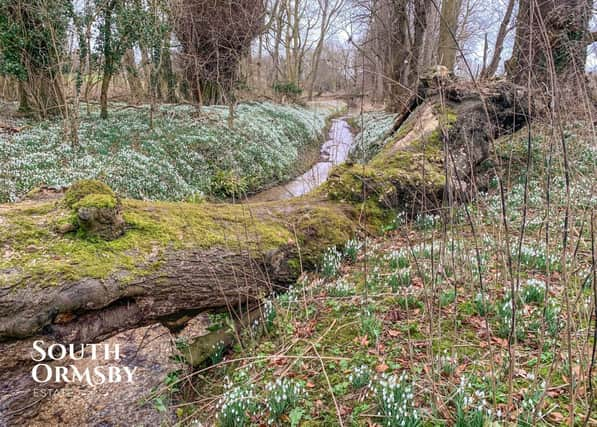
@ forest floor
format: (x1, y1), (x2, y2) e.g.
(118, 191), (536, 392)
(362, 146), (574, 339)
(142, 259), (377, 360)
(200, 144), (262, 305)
(153, 116), (596, 426)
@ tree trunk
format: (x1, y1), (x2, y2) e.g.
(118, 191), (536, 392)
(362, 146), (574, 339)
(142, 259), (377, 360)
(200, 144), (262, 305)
(411, 0), (431, 85)
(100, 71), (112, 120)
(421, 0), (440, 69)
(308, 0), (331, 101)
(123, 49), (143, 102)
(308, 31), (326, 100)
(17, 80), (30, 114)
(387, 0), (412, 112)
(0, 199), (355, 342)
(99, 1), (115, 120)
(508, 0), (592, 93)
(161, 34), (177, 103)
(437, 0), (462, 72)
(32, 70), (65, 118)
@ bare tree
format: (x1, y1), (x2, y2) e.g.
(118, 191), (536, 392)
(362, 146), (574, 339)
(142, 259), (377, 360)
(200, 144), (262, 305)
(481, 0), (516, 78)
(174, 0), (265, 105)
(0, 0), (70, 118)
(96, 0), (148, 119)
(307, 0), (346, 100)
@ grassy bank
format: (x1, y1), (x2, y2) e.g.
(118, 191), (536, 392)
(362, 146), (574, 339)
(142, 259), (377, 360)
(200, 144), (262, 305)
(0, 102), (337, 203)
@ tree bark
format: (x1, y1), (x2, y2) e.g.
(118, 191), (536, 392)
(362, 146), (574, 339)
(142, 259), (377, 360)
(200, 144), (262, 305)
(307, 1), (329, 101)
(411, 0), (431, 84)
(161, 33), (177, 103)
(437, 0), (462, 72)
(387, 0), (412, 111)
(17, 80), (30, 114)
(123, 49), (143, 102)
(0, 199), (356, 342)
(100, 71), (112, 120)
(508, 0), (592, 93)
(99, 1), (116, 120)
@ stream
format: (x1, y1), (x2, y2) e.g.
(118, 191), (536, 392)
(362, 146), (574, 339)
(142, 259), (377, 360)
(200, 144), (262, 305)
(249, 118), (354, 202)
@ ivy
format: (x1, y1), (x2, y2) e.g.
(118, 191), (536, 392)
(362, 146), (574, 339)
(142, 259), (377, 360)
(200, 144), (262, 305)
(0, 0), (72, 80)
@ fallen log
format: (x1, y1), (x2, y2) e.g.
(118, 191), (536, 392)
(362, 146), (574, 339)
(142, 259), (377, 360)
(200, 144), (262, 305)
(0, 80), (527, 344)
(0, 198), (356, 341)
(0, 78), (529, 425)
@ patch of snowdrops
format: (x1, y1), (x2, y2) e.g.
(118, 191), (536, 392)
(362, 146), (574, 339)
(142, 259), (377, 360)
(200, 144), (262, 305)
(0, 102), (334, 202)
(350, 111), (397, 163)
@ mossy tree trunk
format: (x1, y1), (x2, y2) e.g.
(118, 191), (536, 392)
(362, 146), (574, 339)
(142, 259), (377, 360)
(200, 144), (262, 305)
(0, 198), (356, 342)
(0, 80), (530, 426)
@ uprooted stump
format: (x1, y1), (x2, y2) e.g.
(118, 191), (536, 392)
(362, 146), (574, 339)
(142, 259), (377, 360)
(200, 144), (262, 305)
(324, 79), (528, 220)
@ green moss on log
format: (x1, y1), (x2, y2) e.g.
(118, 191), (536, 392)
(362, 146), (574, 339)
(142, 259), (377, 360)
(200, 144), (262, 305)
(0, 199), (296, 287)
(1, 105), (454, 289)
(286, 202), (356, 269)
(73, 194), (118, 210)
(64, 179), (116, 209)
(323, 129), (445, 221)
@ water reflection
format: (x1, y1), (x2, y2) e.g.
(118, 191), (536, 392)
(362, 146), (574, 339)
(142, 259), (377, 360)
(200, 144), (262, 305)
(249, 119), (354, 202)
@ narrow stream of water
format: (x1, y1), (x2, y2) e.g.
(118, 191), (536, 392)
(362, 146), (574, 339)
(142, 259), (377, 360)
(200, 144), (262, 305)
(249, 118), (354, 202)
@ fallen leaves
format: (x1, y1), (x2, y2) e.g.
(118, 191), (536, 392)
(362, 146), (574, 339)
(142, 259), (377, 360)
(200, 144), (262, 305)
(375, 362), (389, 373)
(293, 319), (317, 338)
(355, 335), (369, 347)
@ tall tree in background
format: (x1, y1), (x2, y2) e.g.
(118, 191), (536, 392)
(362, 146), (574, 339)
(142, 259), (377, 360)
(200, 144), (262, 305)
(412, 0), (432, 81)
(0, 0), (71, 117)
(387, 0), (432, 110)
(386, 0), (411, 109)
(307, 0), (345, 100)
(508, 0), (593, 93)
(437, 0), (462, 71)
(96, 0), (147, 119)
(174, 0), (265, 105)
(350, 0), (434, 111)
